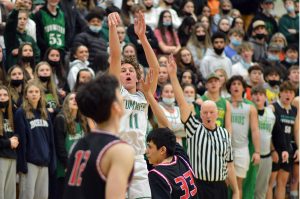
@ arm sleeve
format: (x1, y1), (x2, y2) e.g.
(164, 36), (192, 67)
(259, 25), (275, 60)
(33, 11), (48, 55)
(4, 9), (19, 53)
(183, 113), (201, 138)
(14, 109), (28, 173)
(0, 138), (11, 148)
(54, 114), (68, 168)
(148, 170), (172, 199)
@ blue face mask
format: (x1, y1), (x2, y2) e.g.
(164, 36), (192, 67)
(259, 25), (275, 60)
(89, 25), (102, 33)
(285, 57), (298, 64)
(163, 21), (172, 27)
(267, 53), (279, 62)
(162, 97), (175, 105)
(240, 59), (251, 69)
(230, 37), (242, 47)
(286, 5), (295, 13)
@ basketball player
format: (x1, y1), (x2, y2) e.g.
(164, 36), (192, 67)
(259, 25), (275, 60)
(109, 11), (159, 198)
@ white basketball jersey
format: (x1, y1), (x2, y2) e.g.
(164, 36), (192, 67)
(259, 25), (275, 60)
(119, 87), (149, 155)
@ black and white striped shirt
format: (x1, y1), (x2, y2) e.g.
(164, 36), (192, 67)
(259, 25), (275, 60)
(184, 114), (233, 181)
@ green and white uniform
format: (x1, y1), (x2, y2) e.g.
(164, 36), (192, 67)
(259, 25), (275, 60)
(119, 86), (151, 199)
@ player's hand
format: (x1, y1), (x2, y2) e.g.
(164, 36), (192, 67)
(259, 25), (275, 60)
(140, 69), (153, 96)
(166, 54), (177, 77)
(252, 152), (260, 165)
(281, 151), (289, 163)
(272, 150), (279, 163)
(10, 136), (19, 149)
(107, 12), (121, 27)
(293, 149), (299, 162)
(134, 11), (146, 39)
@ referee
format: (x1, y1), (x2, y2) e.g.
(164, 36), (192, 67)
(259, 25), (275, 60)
(167, 55), (239, 199)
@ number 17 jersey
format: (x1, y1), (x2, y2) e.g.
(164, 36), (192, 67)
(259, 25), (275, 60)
(119, 87), (149, 155)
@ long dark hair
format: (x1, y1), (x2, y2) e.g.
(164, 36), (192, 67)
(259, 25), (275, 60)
(0, 85), (14, 136)
(157, 10), (177, 46)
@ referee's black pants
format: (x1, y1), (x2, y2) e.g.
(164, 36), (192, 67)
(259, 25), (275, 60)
(195, 179), (228, 199)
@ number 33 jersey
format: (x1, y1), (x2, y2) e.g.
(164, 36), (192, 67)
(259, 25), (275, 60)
(119, 87), (149, 155)
(63, 131), (133, 199)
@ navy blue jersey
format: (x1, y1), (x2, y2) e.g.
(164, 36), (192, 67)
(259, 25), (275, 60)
(63, 131), (133, 199)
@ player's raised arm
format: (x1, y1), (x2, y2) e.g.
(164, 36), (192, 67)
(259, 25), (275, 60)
(108, 12), (122, 80)
(167, 55), (192, 123)
(134, 11), (159, 94)
(140, 70), (170, 128)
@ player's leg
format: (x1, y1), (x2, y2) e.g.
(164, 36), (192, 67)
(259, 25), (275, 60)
(275, 169), (290, 199)
(266, 171), (278, 199)
(290, 163), (299, 199)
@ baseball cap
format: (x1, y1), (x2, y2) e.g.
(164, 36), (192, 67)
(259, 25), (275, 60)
(252, 20), (266, 29)
(206, 72), (220, 82)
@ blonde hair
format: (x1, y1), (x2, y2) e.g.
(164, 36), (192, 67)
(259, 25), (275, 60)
(34, 61), (60, 107)
(61, 92), (88, 135)
(22, 80), (48, 120)
(0, 86), (14, 136)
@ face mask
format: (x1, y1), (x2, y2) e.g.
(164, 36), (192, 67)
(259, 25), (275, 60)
(240, 59), (251, 69)
(267, 53), (279, 61)
(163, 21), (172, 27)
(185, 96), (195, 104)
(222, 9), (230, 15)
(285, 57), (298, 64)
(214, 47), (224, 55)
(230, 37), (242, 47)
(89, 25), (102, 33)
(145, 5), (153, 10)
(255, 33), (265, 40)
(47, 60), (60, 68)
(10, 79), (23, 87)
(264, 8), (275, 16)
(286, 5), (295, 13)
(197, 35), (206, 42)
(21, 56), (34, 63)
(268, 80), (281, 87)
(0, 101), (9, 109)
(162, 97), (175, 105)
(39, 76), (51, 82)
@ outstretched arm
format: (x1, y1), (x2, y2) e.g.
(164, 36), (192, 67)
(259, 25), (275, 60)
(140, 70), (170, 128)
(108, 12), (122, 81)
(167, 55), (192, 123)
(134, 11), (159, 94)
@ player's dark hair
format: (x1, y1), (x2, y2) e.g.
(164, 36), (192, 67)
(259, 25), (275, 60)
(147, 128), (176, 157)
(251, 85), (266, 96)
(76, 74), (119, 123)
(279, 81), (296, 94)
(248, 64), (263, 74)
(226, 75), (247, 94)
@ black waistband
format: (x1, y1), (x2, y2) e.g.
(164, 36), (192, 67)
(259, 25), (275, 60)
(260, 153), (271, 158)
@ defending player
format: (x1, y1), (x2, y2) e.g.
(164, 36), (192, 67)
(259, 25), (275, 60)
(63, 74), (135, 199)
(108, 12), (159, 198)
(147, 128), (198, 198)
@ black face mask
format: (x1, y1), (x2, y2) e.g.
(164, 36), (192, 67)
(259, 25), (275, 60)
(145, 5), (153, 10)
(164, 0), (173, 6)
(268, 80), (281, 87)
(255, 33), (265, 40)
(39, 76), (51, 83)
(10, 79), (23, 87)
(0, 101), (9, 109)
(214, 47), (224, 55)
(47, 60), (60, 68)
(222, 9), (230, 15)
(197, 35), (206, 42)
(21, 56), (34, 63)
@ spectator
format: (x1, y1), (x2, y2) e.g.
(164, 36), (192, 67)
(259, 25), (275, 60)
(156, 64), (169, 99)
(182, 83), (201, 119)
(198, 15), (212, 35)
(180, 69), (196, 86)
(156, 0), (182, 29)
(116, 25), (128, 50)
(201, 31), (232, 79)
(0, 46), (6, 85)
(217, 17), (231, 35)
(224, 28), (245, 62)
(15, 80), (56, 199)
(187, 23), (211, 68)
(0, 1), (9, 52)
(43, 47), (69, 99)
(72, 8), (108, 73)
(75, 0), (95, 17)
(142, 0), (159, 30)
(288, 65), (299, 96)
(67, 45), (95, 91)
(201, 4), (211, 17)
(154, 10), (181, 55)
(281, 44), (299, 69)
(0, 85), (18, 199)
(7, 65), (26, 112)
(212, 0), (233, 33)
(249, 20), (268, 62)
(120, 0), (134, 27)
(72, 68), (94, 92)
(17, 43), (38, 80)
(215, 68), (231, 98)
(244, 64), (264, 100)
(263, 67), (281, 104)
(54, 92), (88, 199)
(231, 16), (245, 31)
(178, 0), (197, 21)
(270, 33), (288, 61)
(177, 16), (196, 46)
(279, 0), (299, 45)
(34, 0), (66, 59)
